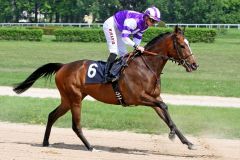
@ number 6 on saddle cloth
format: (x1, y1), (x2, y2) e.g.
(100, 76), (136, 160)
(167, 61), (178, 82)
(85, 57), (127, 84)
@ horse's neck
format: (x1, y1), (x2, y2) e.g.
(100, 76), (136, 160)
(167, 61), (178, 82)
(142, 54), (167, 77)
(143, 36), (171, 77)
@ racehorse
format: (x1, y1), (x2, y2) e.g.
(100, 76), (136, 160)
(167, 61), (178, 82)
(13, 26), (198, 151)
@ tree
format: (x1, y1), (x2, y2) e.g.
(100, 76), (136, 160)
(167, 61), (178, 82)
(0, 0), (240, 23)
(222, 0), (240, 23)
(119, 0), (148, 12)
(167, 0), (184, 23)
(95, 0), (121, 22)
(0, 0), (12, 22)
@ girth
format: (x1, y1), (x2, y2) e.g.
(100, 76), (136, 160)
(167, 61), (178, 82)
(112, 80), (128, 107)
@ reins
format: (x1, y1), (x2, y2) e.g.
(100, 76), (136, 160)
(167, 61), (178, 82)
(143, 50), (158, 56)
(140, 55), (160, 94)
(142, 50), (177, 63)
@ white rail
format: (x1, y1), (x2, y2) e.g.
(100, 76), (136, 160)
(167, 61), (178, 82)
(0, 23), (239, 29)
(0, 23), (103, 28)
(165, 23), (240, 29)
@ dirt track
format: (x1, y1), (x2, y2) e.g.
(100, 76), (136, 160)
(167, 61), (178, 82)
(0, 122), (239, 160)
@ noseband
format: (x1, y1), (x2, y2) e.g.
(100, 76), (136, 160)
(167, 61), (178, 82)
(173, 35), (194, 66)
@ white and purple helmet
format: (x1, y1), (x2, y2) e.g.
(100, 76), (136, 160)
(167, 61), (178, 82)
(144, 6), (161, 22)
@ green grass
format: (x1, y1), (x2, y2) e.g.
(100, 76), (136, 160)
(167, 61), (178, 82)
(0, 29), (240, 97)
(0, 96), (239, 139)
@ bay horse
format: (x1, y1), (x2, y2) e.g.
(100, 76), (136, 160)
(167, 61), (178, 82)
(13, 26), (198, 151)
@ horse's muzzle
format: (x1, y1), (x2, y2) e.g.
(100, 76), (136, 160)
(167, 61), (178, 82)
(185, 63), (198, 72)
(191, 63), (199, 71)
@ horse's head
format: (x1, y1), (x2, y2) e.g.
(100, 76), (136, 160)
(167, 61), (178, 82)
(168, 26), (199, 72)
(144, 26), (198, 72)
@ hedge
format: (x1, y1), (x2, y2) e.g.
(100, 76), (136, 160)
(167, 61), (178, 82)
(54, 28), (105, 42)
(0, 28), (43, 41)
(27, 26), (62, 35)
(54, 27), (217, 43)
(184, 28), (217, 43)
(143, 27), (217, 43)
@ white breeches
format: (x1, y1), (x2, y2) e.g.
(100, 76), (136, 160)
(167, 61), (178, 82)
(103, 17), (127, 57)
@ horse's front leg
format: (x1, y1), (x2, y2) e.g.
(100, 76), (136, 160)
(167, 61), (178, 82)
(153, 103), (195, 150)
(140, 93), (195, 150)
(152, 104), (176, 140)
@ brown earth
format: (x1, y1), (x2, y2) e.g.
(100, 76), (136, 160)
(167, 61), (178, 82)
(0, 122), (239, 160)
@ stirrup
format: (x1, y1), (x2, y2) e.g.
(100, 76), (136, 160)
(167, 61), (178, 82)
(110, 77), (117, 83)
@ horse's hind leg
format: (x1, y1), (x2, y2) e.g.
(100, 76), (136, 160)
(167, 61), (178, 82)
(71, 101), (93, 151)
(43, 104), (69, 146)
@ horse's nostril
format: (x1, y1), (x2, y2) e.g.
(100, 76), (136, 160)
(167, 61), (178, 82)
(192, 63), (199, 70)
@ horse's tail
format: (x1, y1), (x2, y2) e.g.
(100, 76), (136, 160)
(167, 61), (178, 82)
(13, 63), (64, 94)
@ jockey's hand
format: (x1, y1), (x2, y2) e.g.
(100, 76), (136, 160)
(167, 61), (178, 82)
(134, 45), (145, 53)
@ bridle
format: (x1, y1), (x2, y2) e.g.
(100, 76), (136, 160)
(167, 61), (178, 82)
(172, 35), (194, 66)
(142, 34), (194, 67)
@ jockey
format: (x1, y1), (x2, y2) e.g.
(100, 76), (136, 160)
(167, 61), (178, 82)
(103, 6), (161, 83)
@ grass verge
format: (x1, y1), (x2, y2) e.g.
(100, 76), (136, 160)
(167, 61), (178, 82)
(0, 96), (239, 139)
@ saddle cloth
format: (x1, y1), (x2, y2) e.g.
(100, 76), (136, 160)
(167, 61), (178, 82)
(85, 58), (125, 84)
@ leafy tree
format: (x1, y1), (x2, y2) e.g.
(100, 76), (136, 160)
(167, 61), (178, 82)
(95, 0), (121, 22)
(0, 0), (240, 23)
(222, 0), (240, 23)
(0, 0), (12, 22)
(119, 0), (148, 12)
(167, 0), (184, 22)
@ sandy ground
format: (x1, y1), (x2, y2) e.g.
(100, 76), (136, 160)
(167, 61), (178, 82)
(0, 122), (239, 160)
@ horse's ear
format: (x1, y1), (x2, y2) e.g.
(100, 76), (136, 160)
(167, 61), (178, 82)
(174, 25), (179, 34)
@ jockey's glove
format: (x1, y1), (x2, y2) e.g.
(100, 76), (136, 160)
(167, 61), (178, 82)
(133, 44), (145, 53)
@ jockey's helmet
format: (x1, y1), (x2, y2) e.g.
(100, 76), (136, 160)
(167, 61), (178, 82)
(144, 6), (161, 22)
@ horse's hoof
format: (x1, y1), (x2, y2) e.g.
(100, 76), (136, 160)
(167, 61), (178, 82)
(43, 141), (49, 147)
(91, 148), (101, 152)
(168, 131), (176, 141)
(188, 143), (197, 150)
(88, 146), (94, 152)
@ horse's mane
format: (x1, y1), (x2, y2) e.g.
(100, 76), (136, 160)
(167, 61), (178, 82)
(144, 32), (171, 48)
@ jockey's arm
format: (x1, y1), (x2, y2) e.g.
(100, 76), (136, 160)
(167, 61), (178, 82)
(122, 37), (144, 53)
(133, 32), (143, 46)
(121, 19), (144, 52)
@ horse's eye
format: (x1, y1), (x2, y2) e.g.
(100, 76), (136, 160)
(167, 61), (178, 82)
(180, 45), (185, 49)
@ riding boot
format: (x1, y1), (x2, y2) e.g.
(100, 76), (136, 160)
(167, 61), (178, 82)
(104, 53), (117, 83)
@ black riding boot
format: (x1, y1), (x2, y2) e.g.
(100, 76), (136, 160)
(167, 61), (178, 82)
(104, 53), (117, 83)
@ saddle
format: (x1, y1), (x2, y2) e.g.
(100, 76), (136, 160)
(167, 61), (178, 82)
(85, 52), (139, 106)
(85, 53), (135, 84)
